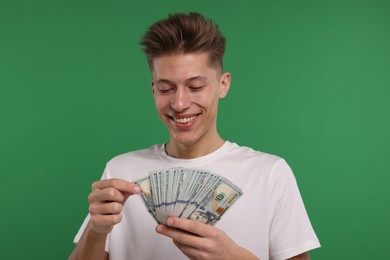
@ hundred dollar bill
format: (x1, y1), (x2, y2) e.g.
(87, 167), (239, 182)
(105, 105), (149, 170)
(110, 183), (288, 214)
(165, 168), (176, 218)
(172, 167), (188, 217)
(180, 170), (221, 219)
(173, 168), (196, 218)
(134, 176), (158, 223)
(188, 177), (243, 225)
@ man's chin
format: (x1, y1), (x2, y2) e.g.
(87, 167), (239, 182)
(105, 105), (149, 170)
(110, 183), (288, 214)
(169, 133), (199, 147)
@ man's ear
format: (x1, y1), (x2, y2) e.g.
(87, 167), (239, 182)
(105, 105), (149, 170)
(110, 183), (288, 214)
(219, 72), (231, 98)
(151, 80), (155, 95)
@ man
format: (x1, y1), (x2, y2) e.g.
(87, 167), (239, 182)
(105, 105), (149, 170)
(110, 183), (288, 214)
(70, 12), (320, 260)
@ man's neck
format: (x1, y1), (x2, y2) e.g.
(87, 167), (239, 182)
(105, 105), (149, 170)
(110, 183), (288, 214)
(165, 136), (225, 159)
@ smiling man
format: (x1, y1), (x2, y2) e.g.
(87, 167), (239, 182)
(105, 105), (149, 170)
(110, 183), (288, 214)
(70, 12), (320, 260)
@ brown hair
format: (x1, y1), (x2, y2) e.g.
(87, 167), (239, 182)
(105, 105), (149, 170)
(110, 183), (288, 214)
(140, 12), (226, 72)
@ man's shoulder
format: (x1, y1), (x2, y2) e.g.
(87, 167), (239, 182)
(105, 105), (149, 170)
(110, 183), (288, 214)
(226, 141), (283, 163)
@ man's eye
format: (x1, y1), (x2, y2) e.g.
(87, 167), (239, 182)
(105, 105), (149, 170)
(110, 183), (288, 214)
(189, 86), (205, 92)
(158, 87), (174, 94)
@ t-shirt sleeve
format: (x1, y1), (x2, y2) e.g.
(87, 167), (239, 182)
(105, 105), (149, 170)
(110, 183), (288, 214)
(268, 159), (320, 260)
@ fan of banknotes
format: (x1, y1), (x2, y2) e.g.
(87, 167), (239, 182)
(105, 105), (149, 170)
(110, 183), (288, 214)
(135, 167), (243, 225)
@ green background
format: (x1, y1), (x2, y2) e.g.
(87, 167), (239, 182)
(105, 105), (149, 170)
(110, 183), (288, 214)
(1, 0), (389, 259)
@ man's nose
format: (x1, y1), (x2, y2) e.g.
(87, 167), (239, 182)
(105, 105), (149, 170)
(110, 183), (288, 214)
(171, 87), (190, 112)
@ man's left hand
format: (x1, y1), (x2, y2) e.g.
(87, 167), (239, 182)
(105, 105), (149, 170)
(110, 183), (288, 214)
(156, 217), (258, 260)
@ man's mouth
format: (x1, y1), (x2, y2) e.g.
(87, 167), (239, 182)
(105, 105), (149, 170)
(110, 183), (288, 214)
(173, 115), (198, 124)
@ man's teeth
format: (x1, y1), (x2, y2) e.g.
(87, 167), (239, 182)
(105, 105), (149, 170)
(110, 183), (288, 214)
(174, 116), (197, 123)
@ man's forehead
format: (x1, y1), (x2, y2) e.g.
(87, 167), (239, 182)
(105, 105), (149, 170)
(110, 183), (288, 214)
(151, 53), (218, 81)
(152, 52), (220, 69)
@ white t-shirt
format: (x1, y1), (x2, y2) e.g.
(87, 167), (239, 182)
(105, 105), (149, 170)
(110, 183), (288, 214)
(74, 141), (320, 260)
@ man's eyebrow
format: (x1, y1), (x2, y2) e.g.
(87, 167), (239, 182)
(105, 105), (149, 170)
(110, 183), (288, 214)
(156, 79), (174, 85)
(184, 76), (208, 84)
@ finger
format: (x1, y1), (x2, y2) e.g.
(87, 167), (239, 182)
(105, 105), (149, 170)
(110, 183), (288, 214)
(89, 201), (123, 215)
(90, 212), (123, 227)
(92, 178), (141, 195)
(165, 217), (211, 237)
(155, 224), (202, 249)
(172, 239), (200, 259)
(88, 187), (126, 203)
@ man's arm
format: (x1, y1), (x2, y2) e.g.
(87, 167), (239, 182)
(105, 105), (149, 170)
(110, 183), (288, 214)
(69, 221), (109, 260)
(69, 179), (141, 260)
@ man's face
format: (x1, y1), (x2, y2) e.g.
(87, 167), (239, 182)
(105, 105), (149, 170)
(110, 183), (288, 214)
(151, 52), (230, 149)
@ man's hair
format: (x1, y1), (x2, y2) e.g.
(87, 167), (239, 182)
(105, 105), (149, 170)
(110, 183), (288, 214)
(140, 12), (226, 72)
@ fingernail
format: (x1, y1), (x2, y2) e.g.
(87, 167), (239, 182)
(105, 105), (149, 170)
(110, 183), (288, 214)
(156, 225), (163, 233)
(167, 218), (173, 226)
(133, 186), (141, 193)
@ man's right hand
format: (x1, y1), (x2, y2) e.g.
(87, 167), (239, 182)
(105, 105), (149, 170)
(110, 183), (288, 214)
(87, 178), (141, 234)
(69, 178), (140, 260)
